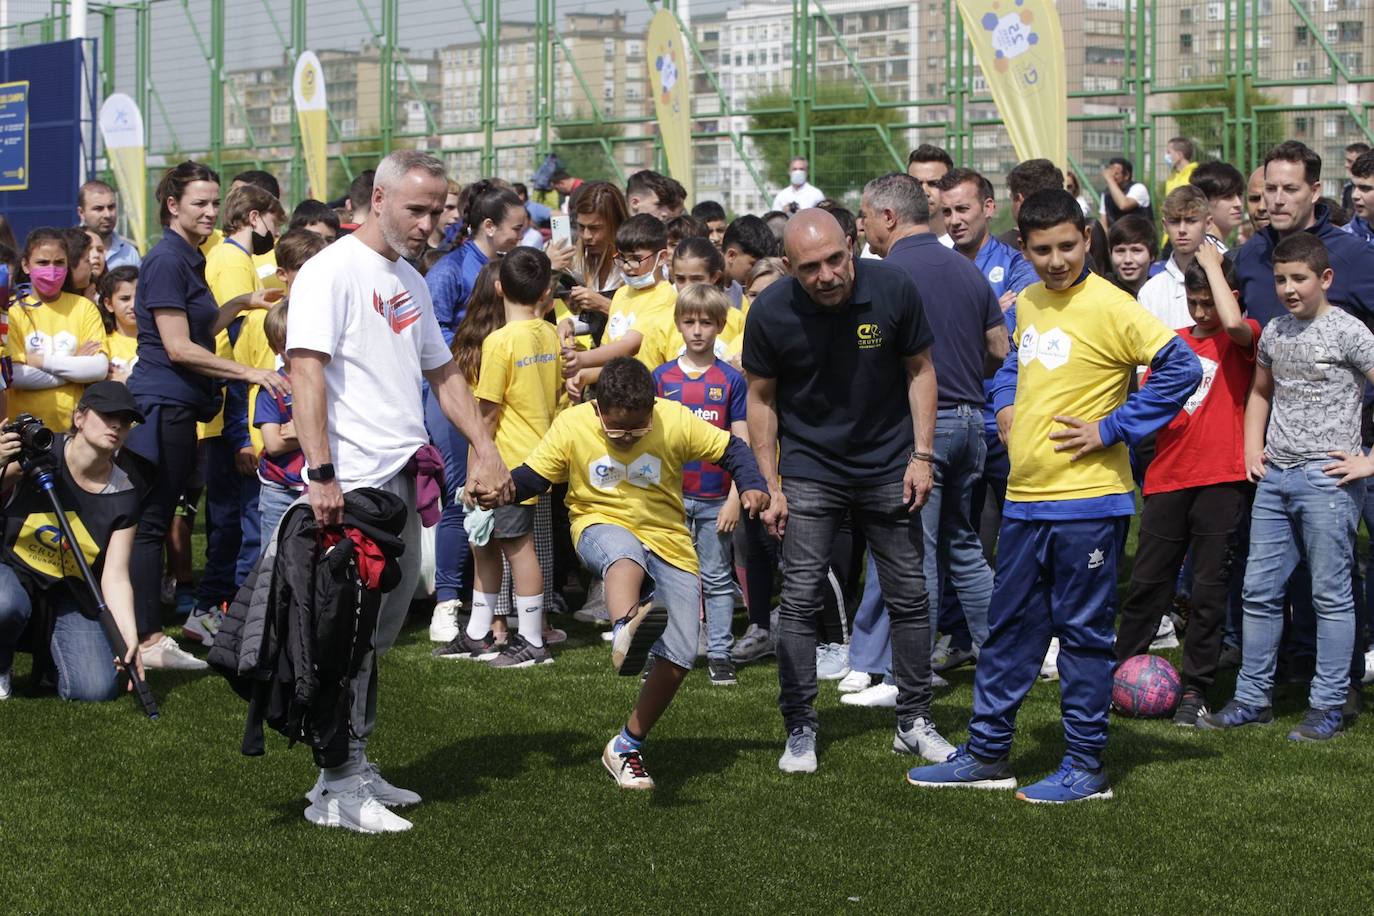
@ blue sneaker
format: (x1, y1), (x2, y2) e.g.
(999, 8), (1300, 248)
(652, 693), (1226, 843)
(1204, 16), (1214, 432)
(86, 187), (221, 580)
(1197, 699), (1275, 730)
(906, 745), (1016, 790)
(1016, 761), (1113, 804)
(1287, 707), (1344, 743)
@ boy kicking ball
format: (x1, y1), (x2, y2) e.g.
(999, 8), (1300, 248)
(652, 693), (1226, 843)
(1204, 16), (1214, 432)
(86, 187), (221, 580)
(906, 190), (1202, 803)
(494, 357), (768, 789)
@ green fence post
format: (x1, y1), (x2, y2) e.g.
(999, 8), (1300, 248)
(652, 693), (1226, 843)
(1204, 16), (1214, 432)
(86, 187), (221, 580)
(290, 0), (306, 204)
(209, 0), (224, 174)
(381, 0), (396, 155)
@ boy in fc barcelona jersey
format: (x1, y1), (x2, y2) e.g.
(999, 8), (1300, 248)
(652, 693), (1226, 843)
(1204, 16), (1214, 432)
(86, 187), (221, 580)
(907, 190), (1202, 803)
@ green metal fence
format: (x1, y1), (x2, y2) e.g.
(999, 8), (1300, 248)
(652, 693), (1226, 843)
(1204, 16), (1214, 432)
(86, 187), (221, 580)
(5, 0), (1374, 226)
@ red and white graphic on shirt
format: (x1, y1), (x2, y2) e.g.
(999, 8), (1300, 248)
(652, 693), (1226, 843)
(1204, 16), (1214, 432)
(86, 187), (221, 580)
(372, 289), (422, 334)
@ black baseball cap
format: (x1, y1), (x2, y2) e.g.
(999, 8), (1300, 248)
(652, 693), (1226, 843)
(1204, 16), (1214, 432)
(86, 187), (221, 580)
(78, 382), (145, 424)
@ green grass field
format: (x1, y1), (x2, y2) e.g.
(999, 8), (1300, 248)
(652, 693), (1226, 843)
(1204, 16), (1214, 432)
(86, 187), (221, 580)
(2, 595), (1372, 913)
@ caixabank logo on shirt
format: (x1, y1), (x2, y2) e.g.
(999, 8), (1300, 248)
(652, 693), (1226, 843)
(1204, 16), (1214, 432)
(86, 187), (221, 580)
(856, 322), (883, 350)
(13, 510), (100, 581)
(589, 454), (663, 490)
(372, 289), (421, 334)
(1017, 324), (1072, 370)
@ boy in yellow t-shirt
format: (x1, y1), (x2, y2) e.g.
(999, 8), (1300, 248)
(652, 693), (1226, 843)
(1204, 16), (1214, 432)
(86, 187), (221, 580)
(560, 214), (674, 397)
(447, 248), (562, 669)
(907, 190), (1202, 803)
(6, 228), (109, 431)
(499, 356), (768, 790)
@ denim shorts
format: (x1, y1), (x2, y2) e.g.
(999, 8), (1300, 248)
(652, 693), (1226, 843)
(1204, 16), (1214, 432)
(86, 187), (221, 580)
(492, 503), (535, 539)
(577, 523), (702, 669)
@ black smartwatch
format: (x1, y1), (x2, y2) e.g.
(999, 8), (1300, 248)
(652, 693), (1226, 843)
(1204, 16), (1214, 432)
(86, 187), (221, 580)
(306, 463), (336, 483)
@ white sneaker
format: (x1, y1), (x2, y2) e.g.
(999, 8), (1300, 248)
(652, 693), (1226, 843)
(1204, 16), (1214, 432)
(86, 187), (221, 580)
(778, 726), (818, 774)
(428, 599), (461, 643)
(816, 642), (851, 680)
(1364, 648), (1374, 685)
(140, 634), (209, 670)
(182, 606), (221, 646)
(1150, 616), (1180, 650)
(304, 775), (413, 833)
(602, 736), (655, 789)
(841, 682), (898, 707)
(837, 669), (872, 693)
(731, 623), (775, 664)
(306, 762), (422, 808)
(894, 715), (956, 762)
(1039, 638), (1060, 681)
(0, 666), (11, 700)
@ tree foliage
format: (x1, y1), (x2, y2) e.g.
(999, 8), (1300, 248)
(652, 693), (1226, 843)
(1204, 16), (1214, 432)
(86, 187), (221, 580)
(1170, 79), (1283, 167)
(553, 120), (627, 183)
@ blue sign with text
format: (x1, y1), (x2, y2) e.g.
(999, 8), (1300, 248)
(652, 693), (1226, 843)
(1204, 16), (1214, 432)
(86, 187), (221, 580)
(0, 80), (30, 191)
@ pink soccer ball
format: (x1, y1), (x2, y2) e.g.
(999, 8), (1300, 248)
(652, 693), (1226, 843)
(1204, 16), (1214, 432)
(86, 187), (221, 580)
(1112, 654), (1182, 718)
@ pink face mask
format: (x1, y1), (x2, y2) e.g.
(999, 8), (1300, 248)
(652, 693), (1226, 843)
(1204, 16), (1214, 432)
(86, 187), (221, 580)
(30, 265), (67, 298)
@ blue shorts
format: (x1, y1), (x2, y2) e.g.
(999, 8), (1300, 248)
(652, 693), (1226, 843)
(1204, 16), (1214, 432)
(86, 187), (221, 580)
(577, 523), (702, 670)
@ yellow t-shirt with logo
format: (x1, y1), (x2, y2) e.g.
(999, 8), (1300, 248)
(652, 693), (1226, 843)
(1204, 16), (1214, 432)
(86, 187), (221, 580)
(233, 309), (277, 454)
(5, 293), (109, 431)
(106, 331), (138, 376)
(637, 305), (745, 370)
(522, 398), (730, 573)
(1007, 272), (1176, 504)
(606, 281), (677, 350)
(474, 318), (563, 502)
(200, 240), (262, 439)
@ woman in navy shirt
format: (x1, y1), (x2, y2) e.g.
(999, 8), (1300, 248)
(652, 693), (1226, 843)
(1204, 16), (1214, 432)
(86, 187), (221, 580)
(124, 160), (288, 670)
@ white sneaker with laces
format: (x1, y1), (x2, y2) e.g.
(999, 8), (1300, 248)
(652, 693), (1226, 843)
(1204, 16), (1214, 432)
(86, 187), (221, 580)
(0, 666), (11, 700)
(602, 736), (654, 789)
(1150, 615), (1180, 650)
(778, 726), (818, 774)
(837, 669), (872, 693)
(1040, 638), (1060, 681)
(894, 715), (956, 762)
(816, 642), (851, 680)
(840, 682), (898, 707)
(428, 599), (461, 643)
(140, 634), (209, 670)
(304, 775), (413, 833)
(182, 606), (221, 646)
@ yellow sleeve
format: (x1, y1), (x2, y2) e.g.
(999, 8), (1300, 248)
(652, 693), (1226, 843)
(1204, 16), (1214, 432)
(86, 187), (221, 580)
(206, 247), (259, 305)
(473, 331), (510, 405)
(232, 313), (275, 371)
(77, 298), (109, 354)
(1105, 286), (1177, 367)
(5, 306), (27, 361)
(523, 409), (573, 484)
(675, 400), (731, 463)
(635, 313), (667, 370)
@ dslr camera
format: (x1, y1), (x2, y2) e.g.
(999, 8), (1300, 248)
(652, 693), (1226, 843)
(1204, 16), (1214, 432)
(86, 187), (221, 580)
(4, 413), (54, 462)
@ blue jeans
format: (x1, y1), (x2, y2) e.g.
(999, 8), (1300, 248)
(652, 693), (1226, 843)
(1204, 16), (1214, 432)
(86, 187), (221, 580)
(924, 406), (994, 651)
(0, 565), (118, 701)
(425, 390), (470, 604)
(235, 473), (262, 585)
(850, 554), (892, 677)
(258, 480), (302, 551)
(576, 523), (703, 669)
(1235, 463), (1362, 711)
(685, 496), (735, 660)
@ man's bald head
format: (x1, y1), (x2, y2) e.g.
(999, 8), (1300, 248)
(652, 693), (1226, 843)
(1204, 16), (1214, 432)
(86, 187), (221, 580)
(782, 208), (854, 308)
(1246, 165), (1269, 232)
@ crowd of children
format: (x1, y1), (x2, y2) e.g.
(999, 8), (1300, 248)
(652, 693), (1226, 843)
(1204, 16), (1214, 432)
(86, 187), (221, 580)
(3, 136), (1374, 827)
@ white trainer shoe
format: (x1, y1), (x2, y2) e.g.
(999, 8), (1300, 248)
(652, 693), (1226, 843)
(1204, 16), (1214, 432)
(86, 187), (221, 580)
(894, 715), (957, 762)
(602, 736), (655, 789)
(306, 762), (421, 808)
(0, 666), (11, 700)
(1150, 615), (1180, 650)
(428, 599), (461, 643)
(840, 682), (898, 707)
(1364, 648), (1374, 685)
(816, 642), (851, 680)
(1040, 638), (1060, 681)
(140, 634), (209, 670)
(837, 669), (872, 693)
(778, 726), (818, 774)
(304, 775), (413, 833)
(182, 606), (221, 646)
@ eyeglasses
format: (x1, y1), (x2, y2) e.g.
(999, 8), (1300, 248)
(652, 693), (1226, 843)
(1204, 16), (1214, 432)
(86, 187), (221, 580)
(614, 251), (658, 270)
(593, 401), (653, 440)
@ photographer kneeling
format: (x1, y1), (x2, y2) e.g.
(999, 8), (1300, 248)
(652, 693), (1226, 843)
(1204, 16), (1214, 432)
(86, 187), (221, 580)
(0, 383), (145, 701)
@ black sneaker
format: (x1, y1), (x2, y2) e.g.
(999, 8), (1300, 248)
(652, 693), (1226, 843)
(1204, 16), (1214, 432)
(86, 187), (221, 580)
(432, 630), (499, 661)
(1288, 706), (1344, 742)
(708, 657), (737, 686)
(488, 634), (554, 668)
(1172, 688), (1208, 727)
(1342, 685), (1363, 728)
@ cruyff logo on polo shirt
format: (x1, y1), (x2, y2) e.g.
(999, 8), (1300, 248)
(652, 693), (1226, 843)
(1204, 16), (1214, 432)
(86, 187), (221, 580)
(372, 289), (421, 334)
(1017, 324), (1072, 370)
(856, 322), (883, 350)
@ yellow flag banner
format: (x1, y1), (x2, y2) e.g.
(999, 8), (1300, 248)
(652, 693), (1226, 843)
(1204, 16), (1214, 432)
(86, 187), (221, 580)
(97, 93), (147, 253)
(955, 0), (1067, 169)
(293, 51), (329, 202)
(646, 10), (693, 205)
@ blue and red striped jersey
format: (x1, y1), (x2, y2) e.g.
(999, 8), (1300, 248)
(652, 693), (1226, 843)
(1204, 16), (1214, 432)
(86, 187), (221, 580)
(653, 358), (748, 499)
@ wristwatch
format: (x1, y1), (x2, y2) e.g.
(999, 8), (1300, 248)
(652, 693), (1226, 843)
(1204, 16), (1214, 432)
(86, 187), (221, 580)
(306, 463), (336, 483)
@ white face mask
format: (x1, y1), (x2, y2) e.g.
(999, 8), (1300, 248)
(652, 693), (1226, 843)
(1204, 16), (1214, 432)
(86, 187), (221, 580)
(790, 169), (807, 187)
(625, 253), (660, 289)
(1164, 153), (1175, 168)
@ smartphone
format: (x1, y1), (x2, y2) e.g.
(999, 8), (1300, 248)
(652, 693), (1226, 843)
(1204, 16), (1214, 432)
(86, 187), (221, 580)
(551, 214), (571, 246)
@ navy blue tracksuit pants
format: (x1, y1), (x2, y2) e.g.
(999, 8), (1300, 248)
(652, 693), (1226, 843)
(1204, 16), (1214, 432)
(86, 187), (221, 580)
(967, 515), (1129, 772)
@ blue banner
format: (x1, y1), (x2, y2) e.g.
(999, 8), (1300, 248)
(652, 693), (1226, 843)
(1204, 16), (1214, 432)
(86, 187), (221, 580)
(0, 80), (29, 191)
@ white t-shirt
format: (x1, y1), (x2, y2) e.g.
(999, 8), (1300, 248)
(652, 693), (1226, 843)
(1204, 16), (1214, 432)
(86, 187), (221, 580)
(771, 182), (826, 212)
(1135, 258), (1193, 332)
(286, 234), (452, 489)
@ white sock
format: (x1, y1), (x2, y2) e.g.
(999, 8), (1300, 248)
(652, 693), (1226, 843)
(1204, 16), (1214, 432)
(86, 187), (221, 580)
(516, 593), (545, 647)
(466, 591), (499, 640)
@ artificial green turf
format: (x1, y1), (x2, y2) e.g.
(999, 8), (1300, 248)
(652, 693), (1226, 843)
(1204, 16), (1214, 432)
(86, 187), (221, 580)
(2, 605), (1371, 913)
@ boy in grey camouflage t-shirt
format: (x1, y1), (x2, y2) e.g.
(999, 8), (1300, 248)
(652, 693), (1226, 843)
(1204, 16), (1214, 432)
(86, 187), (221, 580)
(1205, 234), (1374, 742)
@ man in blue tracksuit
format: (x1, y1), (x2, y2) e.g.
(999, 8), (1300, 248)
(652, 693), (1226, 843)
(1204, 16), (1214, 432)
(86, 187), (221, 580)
(907, 190), (1202, 803)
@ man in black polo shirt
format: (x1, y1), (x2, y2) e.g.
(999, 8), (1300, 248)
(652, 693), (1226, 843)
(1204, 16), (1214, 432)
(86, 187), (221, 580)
(743, 208), (952, 774)
(860, 172), (1006, 665)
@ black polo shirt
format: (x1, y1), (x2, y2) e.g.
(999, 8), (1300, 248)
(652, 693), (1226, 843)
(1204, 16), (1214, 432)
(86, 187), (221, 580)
(742, 258), (934, 485)
(882, 233), (1001, 409)
(127, 228), (222, 420)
